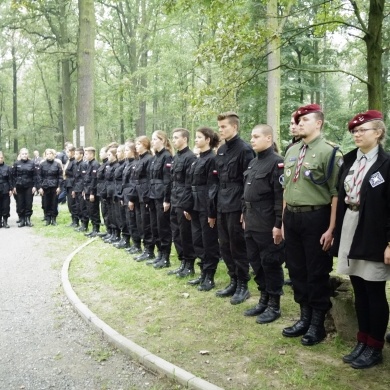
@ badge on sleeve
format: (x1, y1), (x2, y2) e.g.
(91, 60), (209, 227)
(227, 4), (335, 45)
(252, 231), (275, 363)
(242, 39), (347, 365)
(285, 169), (291, 177)
(279, 174), (284, 185)
(369, 172), (384, 188)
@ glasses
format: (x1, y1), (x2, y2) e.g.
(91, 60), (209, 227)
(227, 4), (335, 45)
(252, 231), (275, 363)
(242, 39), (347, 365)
(350, 127), (377, 135)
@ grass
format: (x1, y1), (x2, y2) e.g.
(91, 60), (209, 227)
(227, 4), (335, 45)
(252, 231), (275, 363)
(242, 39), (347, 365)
(33, 202), (390, 390)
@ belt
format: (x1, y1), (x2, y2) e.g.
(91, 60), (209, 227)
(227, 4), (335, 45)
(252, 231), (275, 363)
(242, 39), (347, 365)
(348, 204), (360, 212)
(150, 179), (163, 184)
(191, 185), (207, 191)
(135, 179), (148, 184)
(245, 200), (273, 209)
(220, 182), (243, 189)
(286, 204), (328, 213)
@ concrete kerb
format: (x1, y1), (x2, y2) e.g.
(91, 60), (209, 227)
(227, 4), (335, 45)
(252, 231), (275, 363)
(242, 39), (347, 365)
(61, 238), (225, 390)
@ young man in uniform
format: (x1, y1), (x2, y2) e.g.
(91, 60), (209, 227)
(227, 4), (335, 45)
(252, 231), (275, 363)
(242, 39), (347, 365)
(243, 124), (285, 323)
(282, 104), (342, 346)
(215, 112), (255, 304)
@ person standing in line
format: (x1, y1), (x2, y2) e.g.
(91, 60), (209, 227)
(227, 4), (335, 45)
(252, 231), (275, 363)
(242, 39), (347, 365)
(0, 151), (14, 228)
(284, 111), (301, 154)
(282, 104), (342, 346)
(168, 128), (197, 274)
(95, 146), (110, 238)
(131, 136), (155, 262)
(64, 146), (78, 227)
(82, 147), (101, 234)
(147, 131), (174, 268)
(102, 147), (120, 243)
(332, 110), (390, 369)
(72, 148), (87, 231)
(13, 148), (38, 227)
(242, 124), (285, 323)
(38, 149), (63, 226)
(122, 141), (142, 255)
(185, 127), (220, 291)
(214, 112), (255, 305)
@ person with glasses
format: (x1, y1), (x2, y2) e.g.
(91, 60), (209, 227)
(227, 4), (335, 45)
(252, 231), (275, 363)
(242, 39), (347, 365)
(332, 110), (390, 369)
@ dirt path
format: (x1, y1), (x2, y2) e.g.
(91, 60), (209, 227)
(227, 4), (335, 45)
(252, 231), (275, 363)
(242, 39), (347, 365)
(0, 199), (167, 390)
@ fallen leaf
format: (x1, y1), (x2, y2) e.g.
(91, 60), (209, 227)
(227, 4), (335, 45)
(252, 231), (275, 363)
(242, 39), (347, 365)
(199, 350), (210, 355)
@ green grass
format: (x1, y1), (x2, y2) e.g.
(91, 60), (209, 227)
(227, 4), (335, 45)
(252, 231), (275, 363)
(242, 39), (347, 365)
(34, 202), (390, 390)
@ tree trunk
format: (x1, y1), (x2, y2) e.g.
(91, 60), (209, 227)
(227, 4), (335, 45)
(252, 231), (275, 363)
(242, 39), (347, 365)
(12, 44), (18, 154)
(76, 0), (96, 146)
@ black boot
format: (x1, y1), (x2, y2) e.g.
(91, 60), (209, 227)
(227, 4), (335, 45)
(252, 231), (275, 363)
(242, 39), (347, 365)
(107, 229), (121, 243)
(215, 278), (237, 298)
(167, 260), (185, 275)
(67, 217), (77, 227)
(51, 216), (57, 226)
(256, 295), (281, 324)
(134, 249), (155, 262)
(103, 228), (114, 241)
(244, 291), (269, 317)
(188, 271), (205, 286)
(18, 217), (26, 228)
(86, 224), (99, 237)
(127, 243), (142, 255)
(114, 235), (130, 249)
(45, 216), (51, 226)
(230, 280), (250, 305)
(282, 305), (312, 338)
(350, 346), (383, 369)
(76, 221), (88, 232)
(153, 253), (171, 269)
(3, 217), (9, 228)
(301, 309), (327, 346)
(176, 260), (195, 278)
(146, 251), (162, 265)
(25, 216), (33, 227)
(342, 342), (367, 364)
(198, 271), (215, 291)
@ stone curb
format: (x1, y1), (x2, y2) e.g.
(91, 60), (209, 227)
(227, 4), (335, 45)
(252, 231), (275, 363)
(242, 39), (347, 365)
(61, 238), (225, 390)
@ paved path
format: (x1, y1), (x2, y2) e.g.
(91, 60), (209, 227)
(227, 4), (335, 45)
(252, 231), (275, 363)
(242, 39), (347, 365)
(0, 199), (166, 390)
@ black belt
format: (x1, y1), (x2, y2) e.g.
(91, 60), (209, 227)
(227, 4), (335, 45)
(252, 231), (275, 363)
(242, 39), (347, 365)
(348, 204), (360, 212)
(135, 179), (147, 184)
(220, 182), (242, 189)
(245, 200), (272, 209)
(191, 185), (206, 191)
(150, 179), (163, 184)
(286, 204), (328, 213)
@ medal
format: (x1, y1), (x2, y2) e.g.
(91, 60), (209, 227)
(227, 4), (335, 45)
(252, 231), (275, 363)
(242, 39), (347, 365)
(286, 169), (291, 177)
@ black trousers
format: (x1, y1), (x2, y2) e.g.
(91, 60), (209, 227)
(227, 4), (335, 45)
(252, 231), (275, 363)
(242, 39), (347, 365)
(350, 275), (389, 343)
(125, 202), (141, 245)
(100, 198), (109, 228)
(171, 206), (196, 262)
(106, 197), (116, 229)
(191, 210), (219, 272)
(75, 192), (88, 223)
(114, 199), (129, 237)
(217, 210), (249, 281)
(66, 187), (77, 218)
(150, 199), (172, 255)
(43, 187), (59, 217)
(283, 207), (333, 311)
(16, 186), (34, 217)
(0, 193), (11, 217)
(85, 194), (100, 226)
(245, 230), (284, 295)
(138, 202), (154, 251)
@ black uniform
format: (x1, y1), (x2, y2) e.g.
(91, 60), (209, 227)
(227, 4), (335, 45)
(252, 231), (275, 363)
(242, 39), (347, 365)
(170, 146), (197, 273)
(122, 157), (142, 251)
(96, 158), (109, 232)
(149, 148), (173, 261)
(214, 134), (254, 303)
(104, 160), (120, 239)
(243, 146), (284, 321)
(113, 159), (129, 244)
(83, 158), (101, 229)
(13, 158), (38, 225)
(38, 159), (63, 221)
(73, 159), (88, 227)
(0, 161), (13, 227)
(64, 157), (78, 222)
(185, 148), (219, 289)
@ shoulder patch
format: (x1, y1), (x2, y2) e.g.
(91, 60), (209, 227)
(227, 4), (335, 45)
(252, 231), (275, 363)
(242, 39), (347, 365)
(278, 163), (284, 169)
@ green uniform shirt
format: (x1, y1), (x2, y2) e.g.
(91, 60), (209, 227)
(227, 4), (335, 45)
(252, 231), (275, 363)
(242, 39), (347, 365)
(283, 135), (342, 206)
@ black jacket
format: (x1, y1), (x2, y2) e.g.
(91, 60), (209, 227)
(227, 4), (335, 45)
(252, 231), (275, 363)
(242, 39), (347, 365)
(149, 148), (172, 202)
(122, 158), (138, 203)
(243, 146), (284, 232)
(38, 160), (63, 189)
(104, 161), (119, 198)
(96, 158), (109, 198)
(64, 158), (77, 188)
(131, 152), (153, 203)
(0, 163), (13, 194)
(215, 134), (255, 213)
(73, 160), (86, 193)
(114, 159), (126, 198)
(13, 159), (38, 189)
(83, 159), (100, 195)
(332, 145), (390, 262)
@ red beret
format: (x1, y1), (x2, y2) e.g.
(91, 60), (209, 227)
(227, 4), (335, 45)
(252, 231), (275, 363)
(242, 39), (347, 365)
(294, 104), (322, 124)
(348, 110), (383, 131)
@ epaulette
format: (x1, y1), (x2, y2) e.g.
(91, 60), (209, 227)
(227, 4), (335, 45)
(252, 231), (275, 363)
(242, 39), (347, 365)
(324, 140), (339, 149)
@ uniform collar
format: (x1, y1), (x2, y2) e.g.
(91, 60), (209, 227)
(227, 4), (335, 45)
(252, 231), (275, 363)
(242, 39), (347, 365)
(357, 145), (379, 162)
(257, 146), (274, 159)
(225, 134), (239, 148)
(302, 135), (322, 149)
(177, 146), (189, 155)
(156, 147), (166, 156)
(199, 149), (212, 157)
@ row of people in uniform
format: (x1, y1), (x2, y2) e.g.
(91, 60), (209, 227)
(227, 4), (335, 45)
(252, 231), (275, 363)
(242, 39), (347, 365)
(1, 106), (389, 371)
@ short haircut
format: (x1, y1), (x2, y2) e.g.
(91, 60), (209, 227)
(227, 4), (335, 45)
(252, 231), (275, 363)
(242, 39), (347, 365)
(253, 124), (273, 138)
(217, 111), (240, 129)
(67, 146), (76, 152)
(75, 147), (84, 154)
(172, 128), (190, 143)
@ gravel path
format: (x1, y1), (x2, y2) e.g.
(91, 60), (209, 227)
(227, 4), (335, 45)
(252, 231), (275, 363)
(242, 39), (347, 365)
(0, 199), (167, 390)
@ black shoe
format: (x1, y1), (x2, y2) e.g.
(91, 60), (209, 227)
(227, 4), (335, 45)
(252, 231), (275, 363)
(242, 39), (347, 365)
(134, 250), (155, 262)
(301, 309), (327, 346)
(188, 274), (205, 286)
(198, 273), (215, 291)
(25, 217), (33, 227)
(230, 280), (250, 305)
(51, 217), (58, 226)
(282, 305), (312, 338)
(215, 278), (237, 298)
(45, 218), (51, 226)
(351, 346), (383, 369)
(127, 244), (142, 255)
(103, 234), (114, 242)
(167, 260), (185, 275)
(176, 263), (195, 278)
(146, 251), (162, 265)
(113, 238), (130, 249)
(154, 255), (170, 269)
(342, 342), (366, 364)
(244, 291), (269, 316)
(256, 295), (281, 324)
(97, 231), (108, 238)
(18, 217), (26, 228)
(3, 218), (9, 228)
(88, 230), (99, 238)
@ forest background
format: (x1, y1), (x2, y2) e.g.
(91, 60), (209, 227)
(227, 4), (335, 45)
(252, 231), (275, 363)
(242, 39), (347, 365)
(0, 0), (388, 159)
